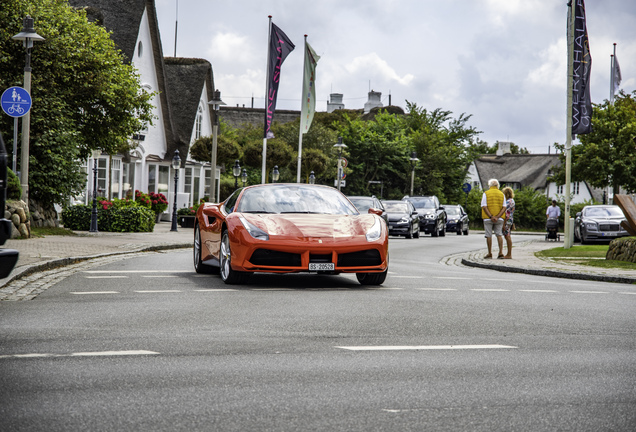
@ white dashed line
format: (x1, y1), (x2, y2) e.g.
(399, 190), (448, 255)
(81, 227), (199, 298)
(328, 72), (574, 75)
(141, 275), (178, 278)
(85, 276), (128, 279)
(134, 290), (182, 293)
(519, 289), (558, 293)
(336, 344), (518, 351)
(416, 288), (457, 291)
(0, 350), (160, 359)
(70, 291), (120, 295)
(470, 289), (510, 292)
(569, 291), (609, 294)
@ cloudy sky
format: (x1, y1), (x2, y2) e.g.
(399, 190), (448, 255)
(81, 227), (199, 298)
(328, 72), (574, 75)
(155, 0), (635, 154)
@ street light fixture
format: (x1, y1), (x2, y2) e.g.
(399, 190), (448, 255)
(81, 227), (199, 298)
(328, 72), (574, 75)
(272, 166), (280, 183)
(333, 137), (347, 191)
(12, 15), (45, 207)
(170, 150), (181, 232)
(409, 151), (419, 196)
(309, 171), (315, 184)
(241, 168), (248, 187)
(89, 149), (101, 233)
(207, 89), (225, 202)
(233, 160), (241, 189)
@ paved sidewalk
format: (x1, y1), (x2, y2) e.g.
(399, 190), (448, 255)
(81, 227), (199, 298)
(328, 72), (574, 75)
(1, 227), (635, 290)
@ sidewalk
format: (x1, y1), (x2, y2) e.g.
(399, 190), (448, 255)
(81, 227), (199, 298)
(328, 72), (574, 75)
(2, 227), (636, 289)
(0, 222), (193, 288)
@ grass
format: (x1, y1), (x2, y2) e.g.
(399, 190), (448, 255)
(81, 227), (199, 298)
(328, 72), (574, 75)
(29, 226), (77, 237)
(535, 245), (636, 271)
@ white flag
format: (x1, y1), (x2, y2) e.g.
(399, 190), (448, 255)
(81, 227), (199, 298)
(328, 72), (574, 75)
(613, 55), (622, 94)
(299, 41), (320, 134)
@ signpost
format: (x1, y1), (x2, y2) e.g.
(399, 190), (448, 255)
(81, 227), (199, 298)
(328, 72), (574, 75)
(1, 86), (32, 173)
(462, 182), (471, 211)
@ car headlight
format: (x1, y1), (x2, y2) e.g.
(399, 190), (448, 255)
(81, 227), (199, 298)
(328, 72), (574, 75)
(585, 222), (597, 230)
(398, 217), (409, 224)
(448, 219), (456, 223)
(425, 214), (436, 220)
(366, 217), (382, 242)
(239, 216), (269, 240)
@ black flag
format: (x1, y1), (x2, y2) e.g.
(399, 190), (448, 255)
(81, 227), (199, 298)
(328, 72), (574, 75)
(264, 23), (295, 139)
(572, 0), (592, 135)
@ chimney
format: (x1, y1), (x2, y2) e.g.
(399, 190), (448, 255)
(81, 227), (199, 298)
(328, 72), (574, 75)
(496, 141), (512, 156)
(327, 93), (345, 113)
(364, 90), (383, 113)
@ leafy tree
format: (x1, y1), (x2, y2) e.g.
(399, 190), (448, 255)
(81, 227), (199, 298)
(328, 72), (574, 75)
(552, 91), (636, 194)
(0, 0), (154, 208)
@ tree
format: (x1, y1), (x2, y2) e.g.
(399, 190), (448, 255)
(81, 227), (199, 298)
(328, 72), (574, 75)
(553, 91), (636, 194)
(0, 0), (154, 208)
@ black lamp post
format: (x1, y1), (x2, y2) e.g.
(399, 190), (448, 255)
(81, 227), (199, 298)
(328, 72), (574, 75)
(207, 90), (225, 201)
(272, 166), (280, 183)
(89, 149), (100, 232)
(170, 150), (181, 232)
(309, 171), (315, 184)
(233, 160), (241, 189)
(241, 168), (248, 187)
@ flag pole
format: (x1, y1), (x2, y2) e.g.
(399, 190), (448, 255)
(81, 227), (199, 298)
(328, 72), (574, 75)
(297, 35), (308, 183)
(262, 16), (272, 184)
(610, 43), (617, 104)
(564, 1), (575, 249)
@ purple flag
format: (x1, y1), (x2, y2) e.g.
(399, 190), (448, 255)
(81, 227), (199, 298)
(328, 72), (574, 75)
(572, 0), (592, 135)
(264, 23), (295, 139)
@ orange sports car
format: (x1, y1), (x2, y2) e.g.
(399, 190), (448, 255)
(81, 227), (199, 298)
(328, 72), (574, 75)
(193, 183), (389, 285)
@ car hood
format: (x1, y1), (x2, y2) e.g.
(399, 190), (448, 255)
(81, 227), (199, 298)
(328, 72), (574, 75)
(240, 213), (377, 240)
(583, 215), (625, 223)
(386, 213), (410, 222)
(416, 209), (436, 215)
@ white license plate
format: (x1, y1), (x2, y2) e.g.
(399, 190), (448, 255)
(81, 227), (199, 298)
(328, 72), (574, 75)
(309, 263), (335, 271)
(602, 232), (616, 236)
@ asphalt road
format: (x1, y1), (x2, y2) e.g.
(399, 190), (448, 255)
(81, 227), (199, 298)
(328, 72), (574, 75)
(1, 234), (635, 431)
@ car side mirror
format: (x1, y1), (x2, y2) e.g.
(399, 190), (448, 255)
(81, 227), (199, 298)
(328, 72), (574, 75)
(439, 206), (445, 210)
(576, 212), (582, 217)
(411, 211), (418, 216)
(368, 208), (383, 217)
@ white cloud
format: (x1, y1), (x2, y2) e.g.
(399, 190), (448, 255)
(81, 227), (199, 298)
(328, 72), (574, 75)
(344, 53), (414, 86)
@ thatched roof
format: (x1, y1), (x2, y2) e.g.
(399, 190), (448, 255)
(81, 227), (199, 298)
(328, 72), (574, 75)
(473, 154), (561, 191)
(164, 57), (215, 161)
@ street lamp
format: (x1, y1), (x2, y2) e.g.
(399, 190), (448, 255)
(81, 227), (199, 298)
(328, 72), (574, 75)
(241, 168), (248, 187)
(409, 151), (419, 196)
(272, 166), (280, 183)
(89, 149), (101, 233)
(207, 89), (225, 202)
(333, 137), (347, 191)
(309, 171), (315, 184)
(12, 15), (45, 207)
(233, 160), (241, 189)
(170, 150), (181, 232)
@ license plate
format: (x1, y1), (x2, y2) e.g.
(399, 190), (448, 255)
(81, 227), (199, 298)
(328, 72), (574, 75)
(602, 232), (616, 236)
(309, 263), (335, 271)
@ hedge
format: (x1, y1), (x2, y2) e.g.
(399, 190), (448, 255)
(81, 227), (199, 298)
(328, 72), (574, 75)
(62, 205), (155, 232)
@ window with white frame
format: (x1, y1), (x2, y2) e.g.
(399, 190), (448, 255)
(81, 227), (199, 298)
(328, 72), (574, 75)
(184, 167), (193, 204)
(111, 159), (121, 199)
(122, 163), (135, 198)
(148, 165), (157, 193)
(195, 104), (203, 139)
(97, 158), (107, 197)
(557, 184), (564, 195)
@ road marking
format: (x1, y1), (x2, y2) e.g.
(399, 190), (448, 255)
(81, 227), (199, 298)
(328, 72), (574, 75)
(134, 290), (182, 293)
(70, 291), (120, 295)
(619, 292), (636, 295)
(194, 289), (239, 292)
(481, 278), (515, 282)
(84, 270), (191, 273)
(85, 276), (128, 279)
(336, 345), (517, 351)
(416, 288), (457, 291)
(569, 290), (609, 294)
(470, 289), (510, 292)
(0, 350), (160, 359)
(519, 289), (558, 293)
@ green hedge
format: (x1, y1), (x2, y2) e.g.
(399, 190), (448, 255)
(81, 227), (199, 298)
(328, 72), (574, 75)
(61, 205), (155, 232)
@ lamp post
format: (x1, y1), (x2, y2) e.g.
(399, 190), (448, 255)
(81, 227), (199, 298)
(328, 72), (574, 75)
(170, 150), (181, 232)
(309, 171), (315, 184)
(89, 149), (101, 233)
(233, 160), (241, 189)
(207, 90), (225, 202)
(409, 151), (419, 196)
(272, 166), (280, 183)
(333, 137), (347, 191)
(12, 15), (45, 208)
(241, 168), (248, 187)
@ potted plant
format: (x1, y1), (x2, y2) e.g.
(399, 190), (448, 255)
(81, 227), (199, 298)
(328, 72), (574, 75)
(149, 192), (168, 222)
(177, 201), (203, 228)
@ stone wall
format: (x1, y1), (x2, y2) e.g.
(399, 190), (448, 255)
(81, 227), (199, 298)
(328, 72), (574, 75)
(606, 237), (636, 263)
(4, 200), (31, 239)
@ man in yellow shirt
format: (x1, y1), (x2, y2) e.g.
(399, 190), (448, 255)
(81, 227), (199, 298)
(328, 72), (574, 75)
(480, 179), (506, 258)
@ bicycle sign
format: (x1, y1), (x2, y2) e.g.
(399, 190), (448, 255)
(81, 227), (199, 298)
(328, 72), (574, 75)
(1, 86), (32, 118)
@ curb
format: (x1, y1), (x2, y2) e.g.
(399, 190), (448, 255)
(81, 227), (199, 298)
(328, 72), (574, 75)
(0, 243), (192, 289)
(461, 258), (636, 285)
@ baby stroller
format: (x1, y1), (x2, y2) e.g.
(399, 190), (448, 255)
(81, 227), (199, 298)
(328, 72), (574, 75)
(545, 217), (561, 241)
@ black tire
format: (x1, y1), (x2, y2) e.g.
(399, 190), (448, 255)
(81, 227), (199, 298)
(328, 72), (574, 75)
(194, 222), (218, 274)
(574, 226), (581, 242)
(439, 222), (446, 237)
(356, 269), (388, 285)
(456, 223), (462, 235)
(220, 230), (250, 284)
(406, 229), (413, 239)
(414, 227), (420, 238)
(463, 226), (469, 235)
(431, 227), (439, 237)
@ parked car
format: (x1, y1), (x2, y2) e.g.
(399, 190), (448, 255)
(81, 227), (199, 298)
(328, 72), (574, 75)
(574, 205), (630, 244)
(381, 200), (420, 239)
(194, 184), (389, 285)
(443, 204), (469, 235)
(402, 195), (446, 237)
(347, 195), (388, 224)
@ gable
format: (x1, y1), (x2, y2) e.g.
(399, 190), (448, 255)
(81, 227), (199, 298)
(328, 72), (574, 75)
(474, 154), (561, 191)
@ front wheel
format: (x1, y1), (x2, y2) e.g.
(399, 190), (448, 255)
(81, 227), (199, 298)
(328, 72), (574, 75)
(220, 230), (250, 284)
(463, 225), (469, 235)
(439, 222), (446, 237)
(194, 222), (217, 274)
(456, 223), (462, 235)
(356, 269), (388, 286)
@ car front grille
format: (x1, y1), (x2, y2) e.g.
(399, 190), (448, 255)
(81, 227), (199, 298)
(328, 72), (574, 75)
(337, 250), (382, 267)
(599, 224), (619, 232)
(249, 249), (302, 267)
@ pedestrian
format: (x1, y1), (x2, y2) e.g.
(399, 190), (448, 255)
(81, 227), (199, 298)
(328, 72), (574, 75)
(481, 179), (506, 259)
(502, 187), (515, 259)
(546, 199), (561, 219)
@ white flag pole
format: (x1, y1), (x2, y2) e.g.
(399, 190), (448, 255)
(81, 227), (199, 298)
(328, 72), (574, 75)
(297, 35), (308, 183)
(564, 1), (575, 249)
(262, 16), (272, 184)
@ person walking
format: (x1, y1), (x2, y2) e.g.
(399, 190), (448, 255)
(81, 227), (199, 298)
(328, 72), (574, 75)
(546, 199), (561, 219)
(502, 187), (515, 259)
(481, 179), (506, 259)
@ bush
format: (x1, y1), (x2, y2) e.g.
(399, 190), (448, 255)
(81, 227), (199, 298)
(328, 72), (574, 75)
(61, 205), (92, 231)
(134, 190), (152, 209)
(7, 168), (22, 200)
(109, 207), (155, 232)
(149, 192), (168, 214)
(61, 204), (154, 232)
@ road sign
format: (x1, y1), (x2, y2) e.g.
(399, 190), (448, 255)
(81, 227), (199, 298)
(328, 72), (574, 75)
(334, 179), (346, 187)
(462, 182), (472, 193)
(1, 87), (31, 118)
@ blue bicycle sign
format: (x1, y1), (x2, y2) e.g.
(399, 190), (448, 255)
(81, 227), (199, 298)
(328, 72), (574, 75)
(1, 86), (32, 118)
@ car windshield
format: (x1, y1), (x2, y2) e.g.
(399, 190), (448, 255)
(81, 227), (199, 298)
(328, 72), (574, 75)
(236, 185), (359, 215)
(444, 207), (461, 216)
(384, 202), (410, 213)
(584, 206), (624, 218)
(409, 198), (435, 209)
(349, 198), (373, 212)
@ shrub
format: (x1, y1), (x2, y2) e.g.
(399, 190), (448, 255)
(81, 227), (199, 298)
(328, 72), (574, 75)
(109, 207), (155, 232)
(7, 168), (21, 200)
(134, 190), (152, 209)
(149, 192), (168, 214)
(61, 204), (154, 232)
(61, 205), (92, 231)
